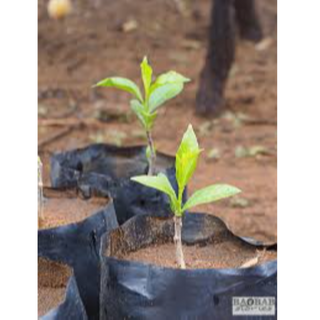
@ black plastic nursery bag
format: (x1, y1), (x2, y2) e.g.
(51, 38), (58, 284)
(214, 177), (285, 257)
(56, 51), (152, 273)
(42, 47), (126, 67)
(50, 144), (185, 224)
(39, 201), (118, 320)
(100, 213), (277, 320)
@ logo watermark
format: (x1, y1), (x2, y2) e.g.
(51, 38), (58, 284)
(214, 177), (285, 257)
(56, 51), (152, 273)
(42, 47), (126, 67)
(232, 297), (276, 316)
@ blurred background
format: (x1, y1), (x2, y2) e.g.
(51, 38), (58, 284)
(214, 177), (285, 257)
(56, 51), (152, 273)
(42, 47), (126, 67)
(38, 0), (277, 242)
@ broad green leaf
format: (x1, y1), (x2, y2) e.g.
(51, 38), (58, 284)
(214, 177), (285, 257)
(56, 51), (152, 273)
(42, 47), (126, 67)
(130, 100), (157, 130)
(131, 173), (178, 210)
(175, 125), (202, 191)
(176, 150), (200, 190)
(176, 124), (200, 156)
(94, 77), (143, 102)
(152, 71), (190, 88)
(140, 57), (153, 99)
(182, 184), (241, 212)
(148, 82), (184, 112)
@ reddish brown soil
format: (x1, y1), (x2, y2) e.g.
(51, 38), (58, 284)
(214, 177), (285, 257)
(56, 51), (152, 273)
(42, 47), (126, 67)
(38, 0), (277, 242)
(38, 258), (71, 317)
(38, 189), (108, 229)
(121, 242), (277, 269)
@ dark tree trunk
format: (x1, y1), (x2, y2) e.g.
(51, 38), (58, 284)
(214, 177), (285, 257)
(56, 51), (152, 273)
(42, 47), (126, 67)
(196, 0), (236, 116)
(196, 0), (263, 116)
(235, 0), (263, 42)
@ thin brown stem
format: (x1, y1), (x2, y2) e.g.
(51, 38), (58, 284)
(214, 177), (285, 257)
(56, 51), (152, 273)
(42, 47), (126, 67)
(146, 130), (156, 176)
(174, 215), (186, 269)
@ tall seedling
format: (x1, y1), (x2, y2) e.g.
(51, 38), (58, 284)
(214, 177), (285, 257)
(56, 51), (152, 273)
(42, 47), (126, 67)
(94, 57), (190, 175)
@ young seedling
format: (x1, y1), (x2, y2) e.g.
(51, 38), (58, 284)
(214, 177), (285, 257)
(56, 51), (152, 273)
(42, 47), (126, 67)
(94, 57), (190, 175)
(131, 125), (241, 269)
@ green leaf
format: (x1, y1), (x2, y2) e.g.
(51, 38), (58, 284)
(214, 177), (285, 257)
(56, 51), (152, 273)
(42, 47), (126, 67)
(152, 71), (190, 88)
(94, 77), (143, 102)
(130, 100), (158, 130)
(175, 124), (202, 191)
(148, 82), (184, 112)
(147, 71), (190, 112)
(140, 57), (153, 99)
(177, 124), (200, 155)
(182, 184), (241, 212)
(131, 173), (178, 210)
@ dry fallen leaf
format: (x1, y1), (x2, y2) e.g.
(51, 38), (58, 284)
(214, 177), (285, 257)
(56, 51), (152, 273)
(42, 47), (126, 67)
(230, 196), (250, 208)
(255, 37), (273, 51)
(108, 131), (127, 146)
(38, 104), (48, 116)
(198, 121), (214, 137)
(122, 19), (138, 33)
(89, 132), (105, 144)
(222, 111), (242, 129)
(181, 39), (201, 50)
(235, 146), (249, 158)
(241, 249), (268, 268)
(240, 256), (259, 268)
(235, 145), (271, 158)
(248, 146), (271, 157)
(207, 148), (221, 161)
(173, 0), (190, 17)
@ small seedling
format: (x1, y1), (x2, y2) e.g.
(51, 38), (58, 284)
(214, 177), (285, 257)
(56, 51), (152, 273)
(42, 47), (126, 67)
(131, 125), (241, 269)
(94, 57), (190, 175)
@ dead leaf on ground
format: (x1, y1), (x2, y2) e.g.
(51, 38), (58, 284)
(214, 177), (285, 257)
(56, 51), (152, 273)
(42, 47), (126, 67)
(181, 39), (201, 50)
(240, 249), (268, 268)
(122, 19), (138, 33)
(230, 196), (250, 208)
(235, 145), (272, 158)
(240, 256), (259, 268)
(255, 37), (273, 51)
(207, 148), (221, 161)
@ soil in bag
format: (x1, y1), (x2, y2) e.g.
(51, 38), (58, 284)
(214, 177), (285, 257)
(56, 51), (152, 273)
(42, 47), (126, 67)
(100, 213), (277, 320)
(38, 258), (71, 317)
(38, 258), (87, 319)
(120, 241), (277, 269)
(38, 188), (108, 229)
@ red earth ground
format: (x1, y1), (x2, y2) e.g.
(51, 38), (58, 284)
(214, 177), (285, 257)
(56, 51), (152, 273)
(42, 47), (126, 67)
(38, 0), (277, 243)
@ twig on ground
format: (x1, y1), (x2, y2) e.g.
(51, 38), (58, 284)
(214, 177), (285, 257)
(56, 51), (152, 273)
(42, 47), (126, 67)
(38, 117), (105, 128)
(38, 126), (75, 149)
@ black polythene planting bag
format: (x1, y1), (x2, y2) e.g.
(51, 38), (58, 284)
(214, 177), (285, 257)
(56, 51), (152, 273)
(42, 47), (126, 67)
(100, 213), (277, 320)
(40, 276), (88, 320)
(38, 202), (118, 320)
(50, 144), (185, 225)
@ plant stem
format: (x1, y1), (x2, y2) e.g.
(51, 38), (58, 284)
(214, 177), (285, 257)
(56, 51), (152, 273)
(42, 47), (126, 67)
(174, 215), (186, 269)
(146, 130), (156, 176)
